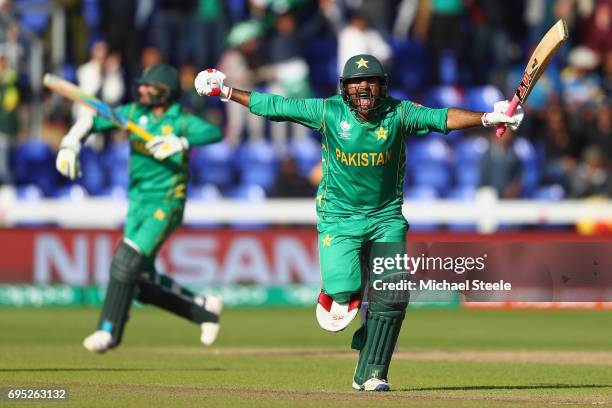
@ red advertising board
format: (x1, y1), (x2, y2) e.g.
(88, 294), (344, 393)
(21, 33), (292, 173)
(0, 228), (320, 285)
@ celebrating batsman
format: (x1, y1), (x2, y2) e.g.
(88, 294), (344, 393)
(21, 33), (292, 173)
(194, 55), (524, 391)
(56, 64), (224, 353)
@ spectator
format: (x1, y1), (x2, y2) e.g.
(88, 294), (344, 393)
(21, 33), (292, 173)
(153, 0), (198, 66)
(479, 131), (523, 198)
(602, 50), (612, 96)
(272, 156), (316, 197)
(541, 103), (579, 188)
(583, 102), (612, 160)
(426, 0), (467, 84)
(470, 0), (512, 86)
(262, 12), (313, 152)
(218, 21), (266, 146)
(338, 12), (391, 75)
(561, 46), (604, 108)
(0, 52), (19, 184)
(194, 0), (228, 69)
(73, 40), (125, 121)
(570, 146), (610, 198)
(101, 0), (140, 78)
(582, 0), (612, 59)
(179, 61), (207, 116)
(140, 45), (163, 71)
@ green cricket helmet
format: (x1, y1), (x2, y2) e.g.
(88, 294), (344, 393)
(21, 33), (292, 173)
(137, 63), (180, 105)
(339, 54), (388, 113)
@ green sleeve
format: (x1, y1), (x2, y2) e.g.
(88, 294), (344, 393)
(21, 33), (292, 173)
(249, 92), (324, 130)
(403, 101), (449, 136)
(182, 114), (222, 147)
(90, 104), (134, 133)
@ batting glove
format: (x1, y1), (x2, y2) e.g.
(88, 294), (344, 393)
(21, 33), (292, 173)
(146, 134), (189, 160)
(56, 137), (81, 180)
(482, 100), (525, 131)
(194, 69), (232, 102)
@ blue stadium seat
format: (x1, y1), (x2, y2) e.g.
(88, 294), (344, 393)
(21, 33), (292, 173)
(513, 137), (540, 196)
(226, 184), (268, 229)
(187, 183), (222, 201)
(453, 137), (488, 187)
(100, 185), (127, 201)
(190, 141), (234, 190)
(390, 38), (429, 92)
(235, 140), (279, 193)
(16, 185), (43, 201)
(304, 36), (338, 90)
(288, 136), (320, 178)
(406, 138), (451, 194)
(102, 139), (130, 190)
(13, 139), (58, 196)
(413, 162), (451, 192)
(464, 86), (504, 112)
(55, 184), (88, 201)
(423, 86), (463, 109)
(17, 0), (51, 33)
(78, 146), (105, 195)
(532, 184), (565, 201)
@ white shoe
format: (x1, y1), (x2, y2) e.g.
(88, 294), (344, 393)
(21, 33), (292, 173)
(83, 330), (112, 354)
(196, 296), (223, 346)
(352, 378), (391, 392)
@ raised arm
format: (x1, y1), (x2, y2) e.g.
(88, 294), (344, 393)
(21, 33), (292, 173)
(195, 69), (324, 130)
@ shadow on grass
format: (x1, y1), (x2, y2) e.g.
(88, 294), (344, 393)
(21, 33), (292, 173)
(404, 384), (612, 392)
(0, 368), (226, 373)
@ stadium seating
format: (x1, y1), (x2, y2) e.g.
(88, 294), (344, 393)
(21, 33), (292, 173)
(78, 146), (105, 195)
(287, 136), (321, 178)
(390, 38), (429, 92)
(13, 139), (58, 196)
(453, 137), (488, 188)
(407, 138), (452, 194)
(513, 137), (541, 196)
(464, 86), (504, 112)
(190, 140), (235, 191)
(102, 139), (130, 191)
(235, 140), (279, 193)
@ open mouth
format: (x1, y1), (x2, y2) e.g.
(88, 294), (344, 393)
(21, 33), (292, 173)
(358, 92), (371, 108)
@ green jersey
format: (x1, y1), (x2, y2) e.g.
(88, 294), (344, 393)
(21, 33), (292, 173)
(249, 92), (448, 216)
(91, 103), (221, 202)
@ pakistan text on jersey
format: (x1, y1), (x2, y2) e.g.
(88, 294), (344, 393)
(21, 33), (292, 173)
(335, 148), (393, 167)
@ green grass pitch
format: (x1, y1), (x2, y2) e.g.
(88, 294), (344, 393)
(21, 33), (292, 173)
(1, 307), (611, 407)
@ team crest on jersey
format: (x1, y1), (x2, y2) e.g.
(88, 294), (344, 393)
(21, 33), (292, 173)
(339, 120), (352, 139)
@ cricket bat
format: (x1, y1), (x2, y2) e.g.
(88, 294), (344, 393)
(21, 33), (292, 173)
(496, 19), (568, 137)
(43, 73), (154, 142)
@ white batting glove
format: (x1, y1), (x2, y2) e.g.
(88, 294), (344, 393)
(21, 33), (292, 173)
(194, 69), (232, 102)
(146, 134), (189, 160)
(56, 135), (81, 179)
(482, 100), (525, 131)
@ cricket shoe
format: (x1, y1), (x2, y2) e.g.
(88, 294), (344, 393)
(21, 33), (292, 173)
(316, 290), (361, 332)
(352, 378), (391, 392)
(83, 330), (113, 353)
(196, 296), (223, 346)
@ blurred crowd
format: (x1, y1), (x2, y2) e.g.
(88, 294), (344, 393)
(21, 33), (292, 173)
(0, 0), (610, 202)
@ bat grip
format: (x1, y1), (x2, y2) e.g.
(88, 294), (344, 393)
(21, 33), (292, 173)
(495, 95), (520, 138)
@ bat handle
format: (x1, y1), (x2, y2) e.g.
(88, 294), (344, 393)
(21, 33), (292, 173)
(495, 95), (521, 138)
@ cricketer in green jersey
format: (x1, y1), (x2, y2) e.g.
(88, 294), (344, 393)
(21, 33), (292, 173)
(194, 56), (524, 391)
(56, 64), (224, 353)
